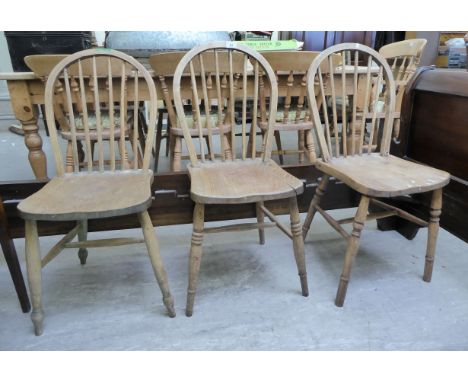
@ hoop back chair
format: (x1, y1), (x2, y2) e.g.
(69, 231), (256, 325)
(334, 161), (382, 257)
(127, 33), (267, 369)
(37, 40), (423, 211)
(378, 38), (427, 142)
(258, 51), (341, 164)
(303, 43), (450, 307)
(17, 48), (175, 336)
(149, 51), (244, 171)
(25, 54), (147, 171)
(172, 42), (308, 316)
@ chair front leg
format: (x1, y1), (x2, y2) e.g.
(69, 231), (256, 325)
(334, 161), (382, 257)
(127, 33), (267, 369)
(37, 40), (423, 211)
(138, 210), (175, 318)
(186, 203), (205, 317)
(302, 175), (329, 239)
(25, 219), (44, 336)
(256, 201), (265, 245)
(77, 219), (88, 265)
(335, 195), (369, 307)
(423, 188), (443, 282)
(289, 197), (309, 297)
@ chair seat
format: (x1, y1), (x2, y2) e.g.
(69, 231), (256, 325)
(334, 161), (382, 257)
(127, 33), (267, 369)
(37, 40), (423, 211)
(170, 124), (231, 136)
(18, 170), (154, 221)
(188, 158), (304, 204)
(316, 153), (450, 197)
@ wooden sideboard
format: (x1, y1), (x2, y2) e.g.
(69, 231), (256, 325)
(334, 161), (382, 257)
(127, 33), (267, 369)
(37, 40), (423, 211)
(393, 67), (468, 243)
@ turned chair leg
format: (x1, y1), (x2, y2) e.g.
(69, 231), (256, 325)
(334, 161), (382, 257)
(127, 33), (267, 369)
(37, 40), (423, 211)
(423, 188), (443, 282)
(65, 141), (74, 173)
(256, 201), (265, 245)
(172, 136), (182, 172)
(289, 197), (309, 296)
(335, 195), (370, 307)
(186, 203), (205, 317)
(25, 219), (44, 336)
(77, 220), (88, 265)
(298, 130), (305, 163)
(302, 175), (329, 239)
(274, 130), (284, 165)
(305, 130), (316, 163)
(138, 210), (175, 318)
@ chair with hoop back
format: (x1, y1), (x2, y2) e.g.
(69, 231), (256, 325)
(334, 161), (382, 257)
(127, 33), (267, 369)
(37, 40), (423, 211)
(302, 43), (450, 307)
(378, 38), (427, 142)
(149, 51), (244, 172)
(25, 53), (147, 172)
(17, 48), (175, 336)
(172, 42), (309, 317)
(257, 51), (341, 165)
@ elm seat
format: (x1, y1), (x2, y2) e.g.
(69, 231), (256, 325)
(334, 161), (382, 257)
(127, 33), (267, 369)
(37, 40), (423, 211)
(18, 170), (153, 221)
(188, 159), (304, 204)
(315, 153), (450, 197)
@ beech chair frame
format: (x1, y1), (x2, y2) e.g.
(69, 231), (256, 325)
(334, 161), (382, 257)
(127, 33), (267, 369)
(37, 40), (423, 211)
(172, 42), (308, 317)
(18, 48), (175, 336)
(24, 53), (148, 172)
(257, 51), (340, 165)
(302, 43), (450, 307)
(378, 38), (427, 142)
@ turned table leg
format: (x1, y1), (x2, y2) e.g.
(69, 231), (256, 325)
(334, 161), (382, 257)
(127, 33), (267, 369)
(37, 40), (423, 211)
(7, 80), (48, 179)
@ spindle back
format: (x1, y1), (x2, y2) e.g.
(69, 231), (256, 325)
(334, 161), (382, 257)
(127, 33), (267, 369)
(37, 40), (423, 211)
(260, 51), (341, 126)
(379, 38), (427, 112)
(172, 42), (278, 165)
(150, 51), (244, 131)
(44, 48), (157, 176)
(307, 43), (396, 161)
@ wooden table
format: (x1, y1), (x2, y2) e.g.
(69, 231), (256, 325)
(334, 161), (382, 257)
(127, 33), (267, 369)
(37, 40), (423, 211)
(0, 65), (376, 179)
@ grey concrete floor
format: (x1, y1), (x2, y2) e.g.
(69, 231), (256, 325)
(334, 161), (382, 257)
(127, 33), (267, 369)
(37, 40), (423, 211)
(1, 210), (467, 350)
(1, 121), (468, 350)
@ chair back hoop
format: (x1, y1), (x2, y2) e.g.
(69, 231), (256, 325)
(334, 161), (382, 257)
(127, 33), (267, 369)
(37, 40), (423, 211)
(172, 42), (278, 166)
(44, 48), (158, 176)
(306, 43), (396, 162)
(378, 38), (427, 60)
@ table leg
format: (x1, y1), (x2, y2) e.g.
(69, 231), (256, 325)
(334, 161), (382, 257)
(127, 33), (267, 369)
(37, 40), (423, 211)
(0, 195), (31, 313)
(7, 80), (48, 179)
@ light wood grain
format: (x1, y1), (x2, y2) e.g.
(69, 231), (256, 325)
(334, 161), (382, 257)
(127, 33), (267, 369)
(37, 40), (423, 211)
(18, 170), (154, 221)
(188, 159), (303, 204)
(315, 153), (450, 197)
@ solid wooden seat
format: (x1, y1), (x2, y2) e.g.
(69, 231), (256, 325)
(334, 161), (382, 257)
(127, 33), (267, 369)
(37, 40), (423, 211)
(316, 153), (450, 197)
(173, 43), (309, 317)
(303, 43), (450, 308)
(18, 170), (153, 221)
(21, 49), (175, 336)
(189, 159), (303, 204)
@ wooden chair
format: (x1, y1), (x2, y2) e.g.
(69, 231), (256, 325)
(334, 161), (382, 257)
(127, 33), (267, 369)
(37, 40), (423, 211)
(172, 42), (308, 316)
(17, 48), (175, 336)
(302, 43), (450, 307)
(378, 38), (427, 142)
(258, 51), (340, 165)
(149, 51), (244, 172)
(25, 54), (146, 171)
